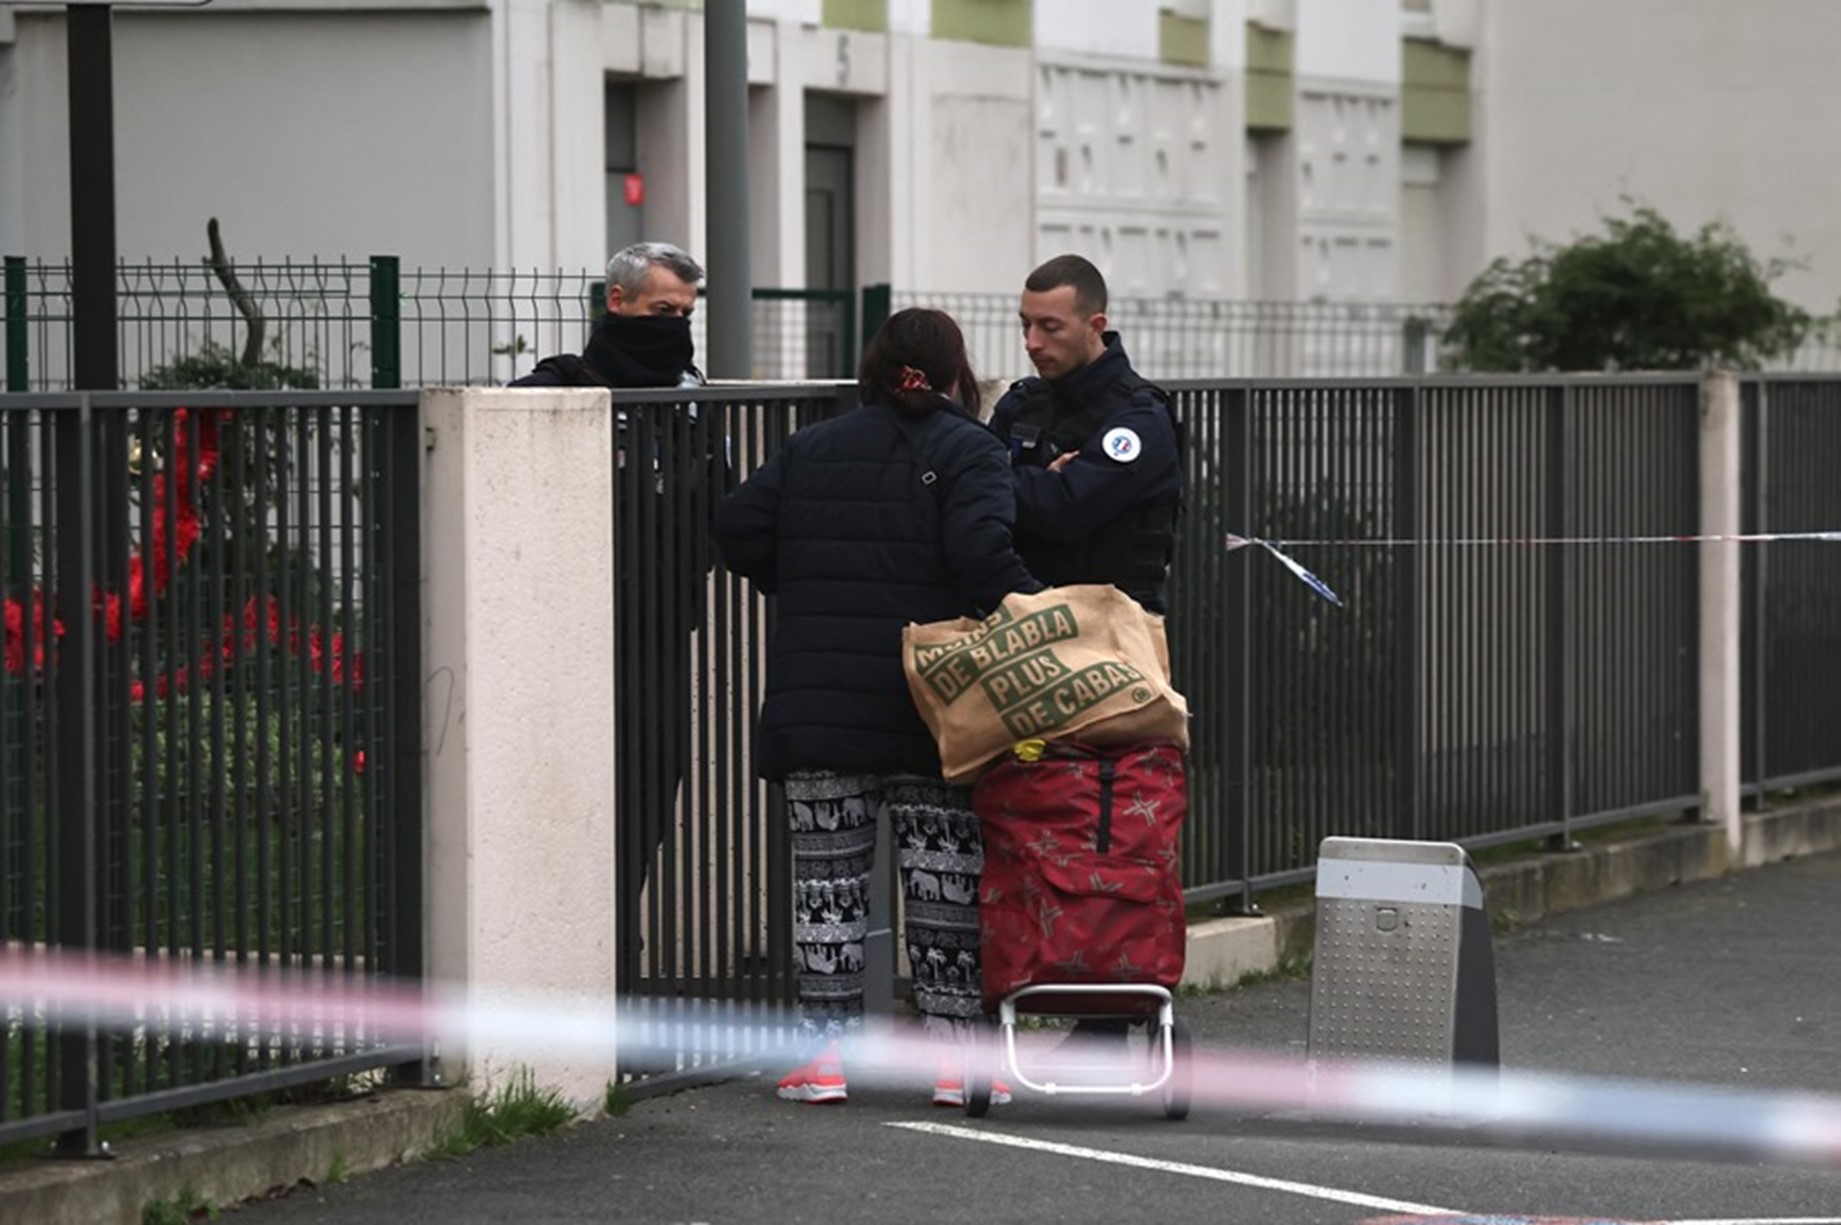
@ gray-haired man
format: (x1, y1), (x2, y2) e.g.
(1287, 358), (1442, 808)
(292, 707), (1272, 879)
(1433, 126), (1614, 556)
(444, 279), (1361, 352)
(514, 241), (706, 389)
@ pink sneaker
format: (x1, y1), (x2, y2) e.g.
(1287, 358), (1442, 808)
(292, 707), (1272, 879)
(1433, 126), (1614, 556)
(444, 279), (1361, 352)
(776, 1043), (847, 1104)
(932, 1057), (1012, 1107)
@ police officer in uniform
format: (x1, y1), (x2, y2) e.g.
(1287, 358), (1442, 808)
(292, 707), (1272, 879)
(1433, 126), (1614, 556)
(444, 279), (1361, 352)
(989, 253), (1182, 614)
(989, 253), (1183, 1058)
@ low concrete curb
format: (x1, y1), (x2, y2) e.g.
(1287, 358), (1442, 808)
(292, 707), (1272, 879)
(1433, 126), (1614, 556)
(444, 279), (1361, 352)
(0, 1088), (465, 1225)
(5, 794), (1839, 1224)
(1181, 796), (1841, 992)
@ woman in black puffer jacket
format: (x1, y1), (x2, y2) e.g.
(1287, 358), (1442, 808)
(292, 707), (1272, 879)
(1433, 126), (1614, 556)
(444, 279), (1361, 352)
(717, 308), (1042, 1107)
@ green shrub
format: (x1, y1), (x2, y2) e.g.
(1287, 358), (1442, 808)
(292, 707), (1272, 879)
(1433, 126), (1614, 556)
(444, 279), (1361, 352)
(1444, 204), (1816, 372)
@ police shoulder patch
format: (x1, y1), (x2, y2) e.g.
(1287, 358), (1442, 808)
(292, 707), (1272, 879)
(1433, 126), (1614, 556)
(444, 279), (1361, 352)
(1100, 426), (1143, 463)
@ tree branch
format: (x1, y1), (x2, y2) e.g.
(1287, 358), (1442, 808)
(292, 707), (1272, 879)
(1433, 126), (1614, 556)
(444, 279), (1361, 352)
(206, 217), (264, 368)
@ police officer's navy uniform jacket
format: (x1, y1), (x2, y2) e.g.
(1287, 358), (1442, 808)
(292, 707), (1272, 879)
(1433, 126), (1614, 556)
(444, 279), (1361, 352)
(716, 400), (1042, 781)
(988, 333), (1183, 613)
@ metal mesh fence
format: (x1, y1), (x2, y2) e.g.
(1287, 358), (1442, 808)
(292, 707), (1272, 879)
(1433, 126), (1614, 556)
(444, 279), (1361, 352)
(0, 390), (424, 1147)
(5, 259), (377, 393)
(11, 258), (1840, 393)
(2, 260), (859, 392)
(892, 290), (1841, 384)
(895, 291), (1454, 383)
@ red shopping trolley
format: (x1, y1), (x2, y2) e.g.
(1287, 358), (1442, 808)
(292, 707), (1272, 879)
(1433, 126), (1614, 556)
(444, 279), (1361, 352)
(963, 739), (1192, 1119)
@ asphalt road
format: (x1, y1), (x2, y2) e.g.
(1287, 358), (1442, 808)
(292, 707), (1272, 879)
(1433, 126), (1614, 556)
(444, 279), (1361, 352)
(238, 850), (1841, 1225)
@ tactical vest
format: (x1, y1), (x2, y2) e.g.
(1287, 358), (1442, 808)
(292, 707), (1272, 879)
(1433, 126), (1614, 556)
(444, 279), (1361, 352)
(1007, 374), (1180, 612)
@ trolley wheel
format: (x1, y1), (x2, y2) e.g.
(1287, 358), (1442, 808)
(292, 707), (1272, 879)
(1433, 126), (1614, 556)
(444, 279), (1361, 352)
(1161, 1020), (1193, 1121)
(964, 1022), (993, 1119)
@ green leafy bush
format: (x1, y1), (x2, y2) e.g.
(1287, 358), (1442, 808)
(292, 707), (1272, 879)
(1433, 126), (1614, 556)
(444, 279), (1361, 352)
(141, 339), (319, 391)
(1443, 205), (1815, 372)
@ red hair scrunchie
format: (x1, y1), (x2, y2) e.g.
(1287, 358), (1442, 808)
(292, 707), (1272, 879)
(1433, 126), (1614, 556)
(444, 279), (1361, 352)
(896, 365), (933, 394)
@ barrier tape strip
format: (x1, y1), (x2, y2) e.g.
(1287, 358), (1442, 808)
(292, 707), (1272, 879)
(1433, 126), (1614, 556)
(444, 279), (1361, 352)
(1223, 530), (1841, 607)
(3, 948), (1839, 1169)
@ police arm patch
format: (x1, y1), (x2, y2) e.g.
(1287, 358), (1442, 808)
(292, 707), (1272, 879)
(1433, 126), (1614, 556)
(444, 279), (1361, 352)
(1100, 426), (1143, 463)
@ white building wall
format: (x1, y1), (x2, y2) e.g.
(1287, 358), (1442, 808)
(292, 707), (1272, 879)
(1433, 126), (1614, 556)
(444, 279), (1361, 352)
(887, 0), (930, 38)
(1024, 0), (1246, 300)
(7, 9), (494, 267)
(1295, 0), (1399, 84)
(1289, 0), (1400, 301)
(1033, 0), (1161, 61)
(0, 36), (21, 260)
(1212, 0), (1251, 71)
(5, 0), (1838, 321)
(1035, 59), (1237, 299)
(1455, 0), (1841, 312)
(904, 39), (1034, 294)
(547, 0), (607, 274)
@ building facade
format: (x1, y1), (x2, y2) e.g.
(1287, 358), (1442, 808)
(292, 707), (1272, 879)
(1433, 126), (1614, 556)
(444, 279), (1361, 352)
(2, 0), (1837, 319)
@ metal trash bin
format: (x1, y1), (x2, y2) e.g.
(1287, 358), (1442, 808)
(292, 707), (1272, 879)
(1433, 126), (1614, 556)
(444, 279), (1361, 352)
(1307, 836), (1499, 1067)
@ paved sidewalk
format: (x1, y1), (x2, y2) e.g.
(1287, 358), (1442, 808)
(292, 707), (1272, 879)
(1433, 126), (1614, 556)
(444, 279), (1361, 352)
(6, 804), (1838, 1224)
(226, 846), (1841, 1225)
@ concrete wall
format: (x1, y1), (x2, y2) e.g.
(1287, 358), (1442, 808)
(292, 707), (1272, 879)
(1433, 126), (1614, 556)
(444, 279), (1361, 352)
(1454, 0), (1841, 312)
(1035, 55), (1240, 299)
(909, 39), (1033, 292)
(421, 386), (617, 1110)
(1288, 0), (1400, 301)
(0, 34), (20, 259)
(6, 9), (494, 266)
(12, 0), (1841, 348)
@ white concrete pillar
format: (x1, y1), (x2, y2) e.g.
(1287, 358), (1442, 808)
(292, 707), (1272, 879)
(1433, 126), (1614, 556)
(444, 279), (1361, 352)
(859, 35), (910, 290)
(496, 0), (555, 271)
(422, 387), (617, 1111)
(748, 20), (805, 290)
(1699, 370), (1742, 858)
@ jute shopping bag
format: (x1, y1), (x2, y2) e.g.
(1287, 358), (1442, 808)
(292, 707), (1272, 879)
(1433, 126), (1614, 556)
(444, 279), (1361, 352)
(901, 584), (1189, 784)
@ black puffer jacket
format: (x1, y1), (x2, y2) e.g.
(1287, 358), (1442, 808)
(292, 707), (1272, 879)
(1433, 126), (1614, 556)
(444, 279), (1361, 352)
(716, 400), (1042, 780)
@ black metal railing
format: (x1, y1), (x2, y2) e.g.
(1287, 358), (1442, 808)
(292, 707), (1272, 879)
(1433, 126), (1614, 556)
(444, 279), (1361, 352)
(0, 390), (423, 1149)
(7, 375), (1838, 1108)
(610, 382), (854, 1090)
(612, 374), (1841, 972)
(1168, 377), (1705, 902)
(1743, 376), (1841, 794)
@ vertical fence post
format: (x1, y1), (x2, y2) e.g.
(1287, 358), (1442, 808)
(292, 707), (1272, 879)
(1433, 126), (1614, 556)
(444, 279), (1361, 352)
(1222, 385), (1256, 911)
(383, 398), (427, 1083)
(1544, 385), (1575, 849)
(369, 256), (401, 390)
(1402, 315), (1430, 375)
(1392, 384), (1422, 840)
(1699, 370), (1743, 859)
(841, 290), (858, 379)
(1743, 380), (1769, 802)
(860, 283), (891, 356)
(54, 398), (102, 1156)
(4, 257), (27, 392)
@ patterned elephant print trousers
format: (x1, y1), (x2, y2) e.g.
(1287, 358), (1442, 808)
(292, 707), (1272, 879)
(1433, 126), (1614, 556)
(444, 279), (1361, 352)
(784, 770), (984, 1045)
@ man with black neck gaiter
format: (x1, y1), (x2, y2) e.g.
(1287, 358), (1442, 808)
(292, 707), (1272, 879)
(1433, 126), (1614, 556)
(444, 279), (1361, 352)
(515, 242), (717, 992)
(515, 240), (704, 389)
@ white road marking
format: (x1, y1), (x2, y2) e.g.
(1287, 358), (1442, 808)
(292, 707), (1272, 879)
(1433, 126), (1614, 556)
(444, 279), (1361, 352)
(886, 1120), (1454, 1215)
(1357, 1213), (1841, 1224)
